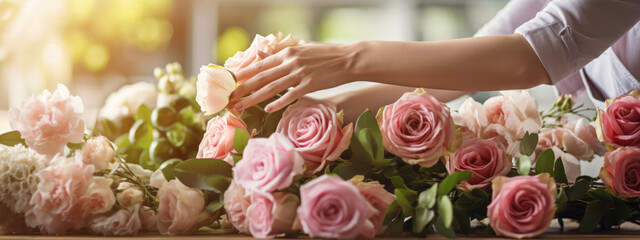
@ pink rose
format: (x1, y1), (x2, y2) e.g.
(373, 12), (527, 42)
(562, 119), (606, 161)
(88, 204), (142, 236)
(25, 157), (95, 234)
(224, 32), (301, 78)
(150, 169), (167, 189)
(233, 133), (304, 193)
(82, 136), (115, 171)
(598, 93), (640, 149)
(78, 176), (117, 217)
(348, 176), (396, 235)
(277, 98), (353, 173)
(452, 98), (487, 140)
(157, 179), (213, 235)
(9, 84), (85, 156)
(140, 206), (158, 232)
(600, 147), (640, 197)
(445, 138), (511, 190)
(535, 127), (565, 157)
(377, 89), (459, 167)
(487, 174), (556, 239)
(197, 112), (249, 165)
(297, 175), (377, 239)
(116, 182), (144, 208)
(224, 181), (251, 233)
(195, 64), (236, 115)
(247, 191), (299, 238)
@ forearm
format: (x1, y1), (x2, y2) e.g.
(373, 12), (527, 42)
(346, 34), (550, 91)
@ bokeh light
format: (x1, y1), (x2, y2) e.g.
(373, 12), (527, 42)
(217, 27), (250, 64)
(83, 44), (110, 72)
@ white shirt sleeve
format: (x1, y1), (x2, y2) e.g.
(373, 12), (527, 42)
(475, 0), (549, 37)
(515, 0), (640, 84)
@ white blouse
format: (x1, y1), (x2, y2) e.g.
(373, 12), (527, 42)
(475, 0), (640, 109)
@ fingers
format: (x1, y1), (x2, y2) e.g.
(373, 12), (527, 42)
(265, 84), (311, 112)
(230, 64), (289, 102)
(235, 52), (280, 84)
(234, 75), (300, 111)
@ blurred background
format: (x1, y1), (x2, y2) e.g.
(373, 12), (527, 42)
(0, 0), (600, 174)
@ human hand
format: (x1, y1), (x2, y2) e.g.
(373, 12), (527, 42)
(228, 43), (357, 112)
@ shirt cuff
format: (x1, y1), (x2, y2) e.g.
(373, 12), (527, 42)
(515, 20), (580, 84)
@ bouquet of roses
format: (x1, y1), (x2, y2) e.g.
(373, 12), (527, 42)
(3, 31), (640, 239)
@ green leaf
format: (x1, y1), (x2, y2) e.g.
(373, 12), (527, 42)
(519, 132), (538, 156)
(556, 188), (568, 213)
(535, 149), (554, 174)
(438, 171), (472, 197)
(567, 178), (591, 201)
(135, 104), (152, 122)
(587, 189), (615, 204)
(434, 213), (456, 238)
(383, 201), (401, 226)
(240, 106), (266, 136)
(390, 176), (409, 190)
(261, 108), (285, 136)
(453, 209), (471, 235)
(516, 155), (532, 176)
(554, 157), (569, 184)
(139, 150), (160, 170)
(613, 197), (632, 221)
(418, 183), (438, 209)
(166, 123), (188, 148)
(384, 211), (404, 237)
(0, 131), (25, 147)
(233, 128), (250, 155)
(206, 198), (225, 213)
(354, 109), (383, 159)
(129, 120), (154, 148)
(172, 158), (233, 193)
(412, 206), (434, 234)
(438, 195), (453, 228)
(159, 158), (182, 181)
(578, 200), (609, 233)
(394, 188), (417, 217)
(357, 128), (377, 162)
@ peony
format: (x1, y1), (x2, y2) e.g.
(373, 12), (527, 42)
(297, 175), (377, 239)
(233, 133), (304, 193)
(0, 144), (46, 214)
(600, 147), (640, 197)
(197, 112), (249, 165)
(348, 176), (396, 235)
(88, 204), (142, 236)
(445, 138), (511, 190)
(562, 119), (606, 161)
(9, 84), (85, 156)
(224, 32), (301, 78)
(224, 181), (251, 233)
(195, 64), (236, 115)
(247, 191), (299, 238)
(276, 98), (353, 174)
(377, 89), (459, 167)
(99, 81), (157, 125)
(487, 174), (556, 239)
(82, 136), (115, 171)
(156, 179), (213, 235)
(24, 156), (95, 235)
(116, 182), (144, 208)
(598, 92), (640, 149)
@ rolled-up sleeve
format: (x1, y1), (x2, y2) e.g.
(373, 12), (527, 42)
(475, 0), (548, 37)
(515, 0), (640, 84)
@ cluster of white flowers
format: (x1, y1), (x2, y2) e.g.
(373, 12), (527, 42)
(0, 144), (46, 213)
(99, 82), (158, 125)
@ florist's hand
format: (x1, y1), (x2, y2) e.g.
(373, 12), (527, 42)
(228, 43), (357, 112)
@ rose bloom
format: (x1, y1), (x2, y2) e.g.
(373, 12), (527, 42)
(562, 119), (606, 161)
(452, 97), (487, 140)
(277, 98), (353, 174)
(247, 191), (299, 238)
(78, 176), (117, 218)
(140, 206), (158, 232)
(224, 32), (301, 78)
(445, 138), (511, 190)
(535, 127), (565, 158)
(9, 84), (85, 156)
(600, 147), (640, 197)
(197, 112), (249, 165)
(150, 169), (167, 189)
(24, 157), (95, 235)
(195, 64), (236, 115)
(99, 81), (157, 126)
(233, 133), (304, 193)
(487, 174), (557, 239)
(297, 175), (377, 239)
(377, 89), (459, 167)
(348, 176), (396, 236)
(156, 179), (213, 235)
(224, 181), (251, 233)
(88, 204), (142, 236)
(82, 136), (115, 171)
(598, 92), (640, 148)
(116, 182), (144, 208)
(549, 147), (581, 183)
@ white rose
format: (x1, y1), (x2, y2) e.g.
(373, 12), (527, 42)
(195, 64), (236, 115)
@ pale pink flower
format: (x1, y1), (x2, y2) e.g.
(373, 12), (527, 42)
(78, 176), (116, 217)
(140, 206), (158, 232)
(377, 89), (459, 167)
(562, 119), (606, 161)
(9, 84), (85, 156)
(348, 176), (396, 235)
(150, 169), (167, 189)
(156, 179), (212, 235)
(488, 174), (556, 239)
(446, 138), (511, 190)
(224, 181), (251, 233)
(195, 64), (236, 115)
(277, 98), (353, 174)
(82, 136), (115, 171)
(600, 147), (640, 197)
(233, 133), (304, 193)
(452, 98), (487, 140)
(297, 175), (377, 239)
(88, 204), (142, 236)
(116, 182), (144, 208)
(247, 191), (299, 238)
(197, 112), (249, 165)
(224, 32), (301, 78)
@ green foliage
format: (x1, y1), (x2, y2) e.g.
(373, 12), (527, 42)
(172, 158), (233, 193)
(579, 200), (609, 233)
(233, 128), (250, 155)
(554, 157), (569, 184)
(516, 155), (532, 176)
(438, 171), (472, 197)
(340, 109), (383, 179)
(519, 132), (538, 156)
(0, 131), (26, 147)
(535, 149), (555, 174)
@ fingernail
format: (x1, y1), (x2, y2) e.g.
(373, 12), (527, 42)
(264, 105), (273, 112)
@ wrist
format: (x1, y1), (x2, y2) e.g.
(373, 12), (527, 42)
(343, 41), (372, 83)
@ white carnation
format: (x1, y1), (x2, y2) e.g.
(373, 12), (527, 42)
(0, 144), (46, 213)
(99, 82), (158, 124)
